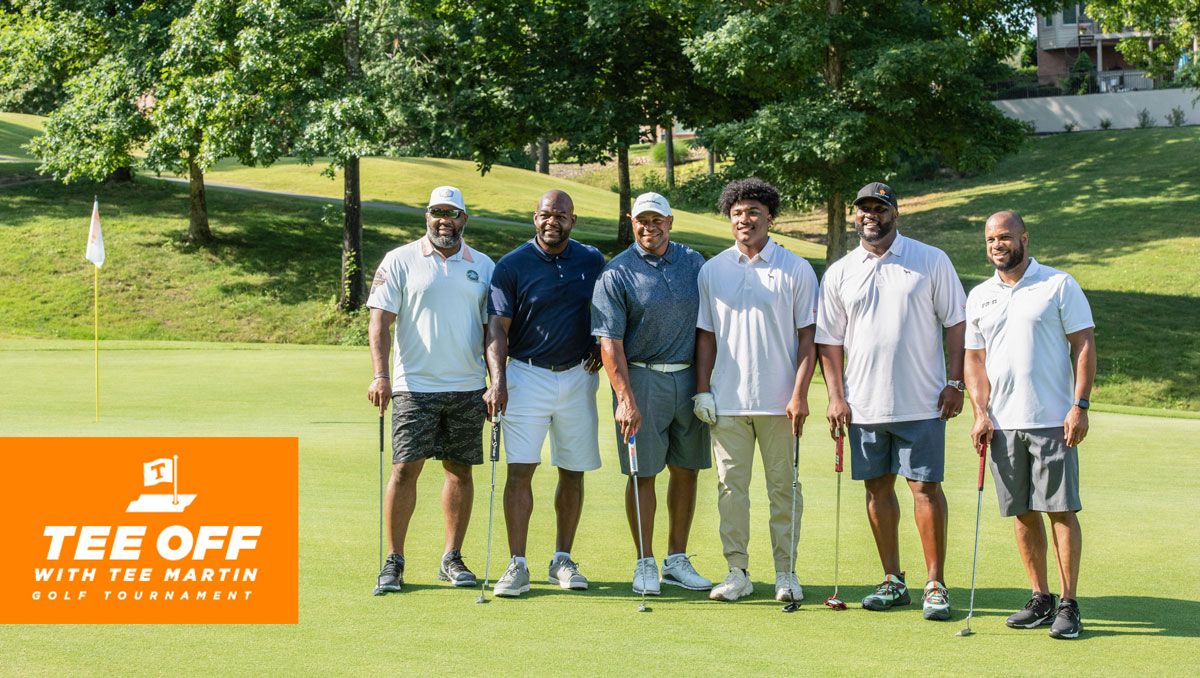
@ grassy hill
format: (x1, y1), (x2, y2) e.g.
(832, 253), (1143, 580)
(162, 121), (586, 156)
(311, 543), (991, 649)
(1, 112), (1196, 410)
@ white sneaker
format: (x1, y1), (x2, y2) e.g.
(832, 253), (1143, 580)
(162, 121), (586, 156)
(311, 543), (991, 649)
(632, 557), (660, 595)
(709, 568), (753, 601)
(661, 554), (713, 591)
(775, 572), (804, 602)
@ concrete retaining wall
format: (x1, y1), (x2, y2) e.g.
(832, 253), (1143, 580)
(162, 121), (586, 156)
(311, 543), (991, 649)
(992, 88), (1200, 132)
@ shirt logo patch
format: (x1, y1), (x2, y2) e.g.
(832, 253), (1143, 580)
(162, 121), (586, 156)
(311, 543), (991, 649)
(466, 270), (479, 282)
(371, 268), (387, 292)
(981, 298), (999, 308)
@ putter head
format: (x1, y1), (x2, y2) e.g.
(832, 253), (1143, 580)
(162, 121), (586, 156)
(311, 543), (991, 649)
(372, 586), (386, 597)
(782, 601), (801, 613)
(956, 627), (974, 637)
(824, 596), (847, 611)
(476, 593), (488, 604)
(638, 602), (650, 613)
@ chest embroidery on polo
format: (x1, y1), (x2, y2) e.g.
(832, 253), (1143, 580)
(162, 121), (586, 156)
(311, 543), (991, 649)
(467, 270), (479, 282)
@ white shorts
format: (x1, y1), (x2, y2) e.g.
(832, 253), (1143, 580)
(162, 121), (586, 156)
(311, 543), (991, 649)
(502, 360), (601, 471)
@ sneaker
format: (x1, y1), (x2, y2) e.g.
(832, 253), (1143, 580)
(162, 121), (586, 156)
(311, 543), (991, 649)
(922, 580), (951, 621)
(1049, 598), (1083, 639)
(374, 553), (404, 595)
(661, 554), (713, 591)
(861, 572), (910, 610)
(547, 554), (589, 590)
(494, 558), (531, 597)
(438, 549), (477, 587)
(632, 557), (661, 595)
(709, 568), (753, 602)
(775, 572), (804, 602)
(1006, 592), (1057, 628)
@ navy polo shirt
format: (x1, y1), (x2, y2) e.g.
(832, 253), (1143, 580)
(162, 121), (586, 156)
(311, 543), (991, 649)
(488, 238), (606, 365)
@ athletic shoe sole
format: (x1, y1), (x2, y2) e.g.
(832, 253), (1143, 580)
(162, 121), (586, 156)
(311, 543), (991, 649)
(775, 590), (805, 602)
(1049, 627), (1081, 639)
(373, 583), (402, 595)
(709, 585), (753, 601)
(1006, 614), (1054, 629)
(923, 607), (952, 621)
(861, 592), (910, 611)
(438, 571), (478, 587)
(547, 576), (588, 590)
(661, 577), (713, 591)
(633, 585), (661, 596)
(494, 584), (530, 597)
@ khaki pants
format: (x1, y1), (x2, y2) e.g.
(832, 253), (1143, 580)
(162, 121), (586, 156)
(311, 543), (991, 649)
(711, 415), (801, 572)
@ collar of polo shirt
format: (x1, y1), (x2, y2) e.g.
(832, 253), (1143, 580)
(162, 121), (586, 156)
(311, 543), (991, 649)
(737, 237), (778, 264)
(860, 232), (907, 262)
(634, 240), (674, 263)
(531, 237), (572, 260)
(420, 237), (475, 262)
(991, 257), (1041, 288)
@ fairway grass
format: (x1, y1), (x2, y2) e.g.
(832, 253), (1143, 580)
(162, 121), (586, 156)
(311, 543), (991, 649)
(1, 340), (1197, 676)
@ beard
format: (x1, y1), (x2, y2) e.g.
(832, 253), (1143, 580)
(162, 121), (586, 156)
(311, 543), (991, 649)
(992, 241), (1026, 272)
(855, 216), (894, 243)
(428, 228), (461, 250)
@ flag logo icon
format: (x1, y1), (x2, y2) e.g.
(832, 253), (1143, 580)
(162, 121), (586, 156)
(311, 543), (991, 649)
(127, 454), (196, 513)
(143, 458), (173, 486)
(85, 198), (105, 268)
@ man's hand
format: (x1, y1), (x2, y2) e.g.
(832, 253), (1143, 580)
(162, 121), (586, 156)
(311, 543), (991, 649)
(368, 376), (390, 415)
(826, 397), (851, 438)
(483, 381), (507, 421)
(1064, 407), (1089, 447)
(937, 386), (964, 421)
(969, 415), (993, 455)
(614, 396), (642, 443)
(692, 392), (717, 425)
(786, 395), (808, 437)
(584, 344), (603, 374)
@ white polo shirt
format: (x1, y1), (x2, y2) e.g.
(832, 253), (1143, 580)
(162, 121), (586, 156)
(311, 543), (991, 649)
(966, 258), (1093, 429)
(366, 237), (495, 393)
(816, 233), (966, 424)
(697, 238), (819, 415)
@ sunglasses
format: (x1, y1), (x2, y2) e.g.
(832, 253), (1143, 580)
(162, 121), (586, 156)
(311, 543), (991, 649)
(856, 203), (891, 214)
(427, 207), (464, 219)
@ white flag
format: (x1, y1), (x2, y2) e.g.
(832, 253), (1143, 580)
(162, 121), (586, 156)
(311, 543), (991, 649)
(85, 198), (105, 268)
(143, 458), (174, 486)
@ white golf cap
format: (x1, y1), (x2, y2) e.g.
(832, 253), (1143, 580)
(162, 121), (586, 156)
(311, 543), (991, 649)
(631, 192), (672, 217)
(427, 185), (467, 213)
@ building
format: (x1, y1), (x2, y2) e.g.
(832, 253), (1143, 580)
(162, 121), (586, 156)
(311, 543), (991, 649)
(1036, 4), (1155, 92)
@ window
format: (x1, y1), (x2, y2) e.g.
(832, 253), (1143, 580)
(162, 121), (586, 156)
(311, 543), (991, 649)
(1062, 3), (1078, 24)
(1043, 13), (1054, 27)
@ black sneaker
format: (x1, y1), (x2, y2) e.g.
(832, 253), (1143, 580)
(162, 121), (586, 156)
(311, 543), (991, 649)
(1049, 598), (1082, 639)
(375, 553), (404, 595)
(1006, 592), (1057, 628)
(438, 549), (477, 587)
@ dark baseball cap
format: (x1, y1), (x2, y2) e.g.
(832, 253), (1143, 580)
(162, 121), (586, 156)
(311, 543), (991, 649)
(854, 182), (897, 209)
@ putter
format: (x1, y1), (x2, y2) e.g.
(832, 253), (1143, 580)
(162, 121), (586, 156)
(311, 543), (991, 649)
(824, 429), (847, 611)
(629, 435), (650, 613)
(782, 433), (802, 613)
(372, 412), (386, 596)
(477, 419), (502, 604)
(957, 440), (989, 637)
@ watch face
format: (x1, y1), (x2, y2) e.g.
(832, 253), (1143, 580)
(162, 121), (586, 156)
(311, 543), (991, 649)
(1076, 399), (1090, 409)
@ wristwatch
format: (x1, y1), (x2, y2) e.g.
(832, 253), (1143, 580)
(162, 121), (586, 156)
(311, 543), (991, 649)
(946, 379), (965, 392)
(1073, 398), (1090, 410)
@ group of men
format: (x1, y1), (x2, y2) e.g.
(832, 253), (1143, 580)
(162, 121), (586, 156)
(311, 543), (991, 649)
(364, 178), (1095, 640)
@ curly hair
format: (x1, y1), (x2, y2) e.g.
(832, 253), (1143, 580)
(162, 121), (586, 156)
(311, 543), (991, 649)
(717, 178), (781, 218)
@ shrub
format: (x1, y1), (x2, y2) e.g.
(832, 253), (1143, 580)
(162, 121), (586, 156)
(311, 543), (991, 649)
(632, 170), (730, 215)
(1099, 117), (1112, 130)
(549, 140), (575, 164)
(1063, 121), (1078, 133)
(1065, 53), (1094, 95)
(650, 140), (690, 165)
(1137, 108), (1155, 129)
(1166, 106), (1187, 127)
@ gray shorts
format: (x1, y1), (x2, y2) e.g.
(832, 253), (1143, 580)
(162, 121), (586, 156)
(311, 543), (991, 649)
(391, 389), (487, 465)
(989, 427), (1082, 517)
(613, 366), (711, 476)
(848, 418), (945, 482)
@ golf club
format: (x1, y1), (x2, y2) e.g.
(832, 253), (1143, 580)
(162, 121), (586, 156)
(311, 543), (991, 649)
(372, 412), (386, 596)
(957, 439), (989, 637)
(781, 433), (802, 612)
(824, 429), (847, 611)
(628, 434), (650, 613)
(477, 419), (502, 604)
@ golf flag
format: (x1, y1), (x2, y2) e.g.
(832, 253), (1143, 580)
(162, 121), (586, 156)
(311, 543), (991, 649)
(85, 198), (105, 268)
(143, 458), (174, 486)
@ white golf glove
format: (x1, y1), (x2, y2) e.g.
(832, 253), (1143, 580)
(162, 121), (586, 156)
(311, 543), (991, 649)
(692, 392), (717, 425)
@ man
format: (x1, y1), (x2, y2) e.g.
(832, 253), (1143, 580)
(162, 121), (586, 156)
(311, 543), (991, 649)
(483, 189), (605, 597)
(964, 211), (1095, 640)
(367, 186), (495, 594)
(591, 192), (713, 595)
(816, 181), (966, 621)
(693, 178), (819, 603)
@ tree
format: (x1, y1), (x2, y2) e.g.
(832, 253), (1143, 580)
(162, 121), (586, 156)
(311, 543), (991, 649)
(688, 1), (1041, 264)
(1087, 0), (1200, 86)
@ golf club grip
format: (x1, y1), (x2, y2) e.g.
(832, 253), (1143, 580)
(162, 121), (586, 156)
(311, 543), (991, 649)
(628, 434), (639, 475)
(834, 432), (844, 473)
(977, 440), (988, 490)
(489, 421), (500, 462)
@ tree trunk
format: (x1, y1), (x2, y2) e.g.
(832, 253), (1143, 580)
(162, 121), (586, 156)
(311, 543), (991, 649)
(617, 142), (632, 248)
(537, 137), (550, 174)
(664, 123), (675, 189)
(187, 158), (214, 246)
(707, 147), (715, 175)
(825, 192), (847, 265)
(339, 155), (365, 312)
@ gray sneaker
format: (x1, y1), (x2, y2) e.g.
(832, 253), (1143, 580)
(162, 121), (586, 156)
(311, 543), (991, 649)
(374, 553), (404, 595)
(661, 554), (713, 591)
(548, 555), (589, 590)
(438, 549), (477, 587)
(494, 558), (531, 597)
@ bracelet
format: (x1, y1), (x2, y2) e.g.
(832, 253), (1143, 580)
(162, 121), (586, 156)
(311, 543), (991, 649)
(373, 374), (390, 380)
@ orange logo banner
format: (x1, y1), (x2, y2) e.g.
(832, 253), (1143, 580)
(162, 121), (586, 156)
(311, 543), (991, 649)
(0, 437), (298, 624)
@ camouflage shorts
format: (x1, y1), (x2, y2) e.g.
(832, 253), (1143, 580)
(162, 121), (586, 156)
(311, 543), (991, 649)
(391, 389), (487, 465)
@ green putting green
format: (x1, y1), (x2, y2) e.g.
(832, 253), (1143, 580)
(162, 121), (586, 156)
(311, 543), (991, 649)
(1, 339), (1196, 674)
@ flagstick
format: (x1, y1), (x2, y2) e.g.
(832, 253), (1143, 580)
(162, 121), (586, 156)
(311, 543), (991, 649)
(94, 264), (100, 422)
(173, 454), (179, 505)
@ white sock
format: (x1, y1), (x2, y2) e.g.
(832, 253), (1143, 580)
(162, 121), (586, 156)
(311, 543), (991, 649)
(664, 553), (685, 564)
(553, 551), (570, 562)
(638, 556), (656, 565)
(513, 556), (527, 567)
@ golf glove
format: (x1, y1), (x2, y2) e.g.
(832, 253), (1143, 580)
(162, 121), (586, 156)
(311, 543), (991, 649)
(692, 392), (717, 425)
